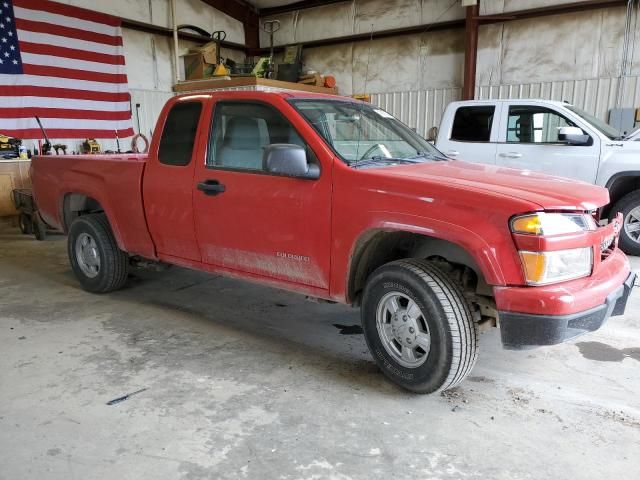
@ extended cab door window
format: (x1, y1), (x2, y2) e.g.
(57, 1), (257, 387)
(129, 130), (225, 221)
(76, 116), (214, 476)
(158, 102), (203, 166)
(440, 105), (498, 164)
(207, 102), (307, 171)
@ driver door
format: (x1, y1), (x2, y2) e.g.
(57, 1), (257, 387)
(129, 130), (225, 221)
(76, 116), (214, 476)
(495, 103), (600, 183)
(193, 98), (332, 290)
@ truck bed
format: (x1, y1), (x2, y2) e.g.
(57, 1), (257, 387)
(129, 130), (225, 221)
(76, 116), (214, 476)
(31, 153), (157, 259)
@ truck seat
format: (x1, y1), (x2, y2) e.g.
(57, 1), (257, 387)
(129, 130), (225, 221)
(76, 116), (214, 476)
(218, 117), (266, 169)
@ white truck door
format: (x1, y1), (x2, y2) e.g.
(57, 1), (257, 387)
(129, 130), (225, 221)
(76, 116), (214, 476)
(495, 102), (600, 183)
(436, 102), (500, 164)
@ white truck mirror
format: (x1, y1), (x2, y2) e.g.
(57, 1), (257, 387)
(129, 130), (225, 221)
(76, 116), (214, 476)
(558, 126), (590, 145)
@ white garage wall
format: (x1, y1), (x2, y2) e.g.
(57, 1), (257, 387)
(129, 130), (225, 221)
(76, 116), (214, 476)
(262, 0), (640, 129)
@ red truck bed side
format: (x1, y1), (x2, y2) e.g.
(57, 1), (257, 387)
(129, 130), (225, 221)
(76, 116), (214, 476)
(31, 154), (157, 259)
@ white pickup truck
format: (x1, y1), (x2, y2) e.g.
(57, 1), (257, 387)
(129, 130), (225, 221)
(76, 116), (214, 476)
(434, 99), (640, 254)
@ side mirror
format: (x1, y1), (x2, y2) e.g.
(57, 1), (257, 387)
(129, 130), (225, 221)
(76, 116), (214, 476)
(263, 144), (320, 179)
(427, 126), (439, 142)
(558, 126), (590, 145)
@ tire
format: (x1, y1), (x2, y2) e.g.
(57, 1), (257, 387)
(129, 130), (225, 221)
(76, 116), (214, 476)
(33, 214), (47, 241)
(361, 259), (478, 393)
(19, 213), (33, 235)
(67, 213), (129, 293)
(609, 190), (640, 256)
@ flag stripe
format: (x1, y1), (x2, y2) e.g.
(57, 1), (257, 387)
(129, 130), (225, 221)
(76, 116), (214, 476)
(0, 85), (130, 102)
(13, 0), (121, 27)
(5, 128), (135, 139)
(22, 64), (127, 84)
(13, 5), (121, 37)
(15, 19), (123, 47)
(0, 74), (129, 93)
(1, 96), (130, 111)
(0, 107), (132, 120)
(17, 30), (120, 56)
(19, 42), (125, 66)
(0, 117), (134, 131)
(21, 52), (124, 75)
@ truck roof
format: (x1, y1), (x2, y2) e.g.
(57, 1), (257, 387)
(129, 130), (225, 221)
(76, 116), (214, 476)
(175, 90), (352, 102)
(450, 98), (575, 108)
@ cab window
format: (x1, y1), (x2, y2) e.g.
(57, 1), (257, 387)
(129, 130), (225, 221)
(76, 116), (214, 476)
(450, 106), (494, 142)
(208, 102), (305, 170)
(507, 106), (576, 143)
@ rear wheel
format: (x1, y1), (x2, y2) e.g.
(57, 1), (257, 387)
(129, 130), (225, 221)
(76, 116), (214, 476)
(610, 191), (640, 256)
(361, 259), (478, 393)
(68, 213), (129, 293)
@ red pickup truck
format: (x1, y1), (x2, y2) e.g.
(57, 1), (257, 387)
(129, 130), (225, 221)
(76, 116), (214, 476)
(32, 91), (635, 393)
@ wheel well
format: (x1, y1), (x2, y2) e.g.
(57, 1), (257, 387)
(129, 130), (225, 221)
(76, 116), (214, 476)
(62, 194), (104, 232)
(348, 230), (490, 305)
(603, 176), (640, 218)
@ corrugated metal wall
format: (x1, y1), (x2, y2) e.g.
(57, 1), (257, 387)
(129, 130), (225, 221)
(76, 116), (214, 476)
(372, 75), (640, 138)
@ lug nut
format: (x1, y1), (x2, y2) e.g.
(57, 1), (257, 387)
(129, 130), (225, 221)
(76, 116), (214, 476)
(409, 327), (415, 333)
(406, 338), (412, 344)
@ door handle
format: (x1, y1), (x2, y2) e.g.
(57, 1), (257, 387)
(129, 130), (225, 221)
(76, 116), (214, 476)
(197, 179), (226, 196)
(499, 152), (523, 159)
(446, 150), (460, 157)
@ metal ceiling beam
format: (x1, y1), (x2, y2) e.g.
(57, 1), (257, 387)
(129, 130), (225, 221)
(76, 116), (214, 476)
(260, 0), (349, 17)
(252, 19), (465, 54)
(121, 18), (246, 51)
(478, 0), (627, 24)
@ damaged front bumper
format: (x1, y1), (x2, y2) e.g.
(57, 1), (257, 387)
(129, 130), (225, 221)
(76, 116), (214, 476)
(494, 247), (635, 349)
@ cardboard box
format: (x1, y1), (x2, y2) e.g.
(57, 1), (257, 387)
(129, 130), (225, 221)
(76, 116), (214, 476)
(182, 53), (215, 81)
(189, 41), (218, 64)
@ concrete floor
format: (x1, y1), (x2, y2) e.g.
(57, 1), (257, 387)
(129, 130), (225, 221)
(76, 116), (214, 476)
(1, 222), (639, 480)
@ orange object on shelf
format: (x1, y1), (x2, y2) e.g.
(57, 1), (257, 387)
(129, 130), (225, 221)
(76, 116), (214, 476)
(324, 75), (336, 88)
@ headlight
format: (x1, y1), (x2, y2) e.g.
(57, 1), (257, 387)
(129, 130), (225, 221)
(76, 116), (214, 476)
(511, 212), (596, 236)
(520, 248), (593, 285)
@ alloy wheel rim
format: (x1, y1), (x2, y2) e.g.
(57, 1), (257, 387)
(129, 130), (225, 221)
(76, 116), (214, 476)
(375, 291), (431, 368)
(75, 233), (101, 278)
(624, 207), (640, 242)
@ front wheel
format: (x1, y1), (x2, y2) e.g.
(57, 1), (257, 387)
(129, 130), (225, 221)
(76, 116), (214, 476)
(361, 259), (478, 393)
(610, 191), (640, 256)
(68, 213), (129, 293)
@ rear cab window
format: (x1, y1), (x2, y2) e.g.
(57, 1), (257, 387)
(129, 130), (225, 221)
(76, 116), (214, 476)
(158, 102), (203, 166)
(450, 106), (495, 142)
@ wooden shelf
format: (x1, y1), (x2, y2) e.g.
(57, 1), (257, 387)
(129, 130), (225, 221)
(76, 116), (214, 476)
(173, 76), (338, 95)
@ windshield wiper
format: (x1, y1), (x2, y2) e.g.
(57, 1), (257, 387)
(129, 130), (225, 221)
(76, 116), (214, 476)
(351, 156), (422, 168)
(412, 151), (449, 161)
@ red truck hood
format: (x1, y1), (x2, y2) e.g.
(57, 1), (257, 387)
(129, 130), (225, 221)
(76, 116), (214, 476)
(378, 160), (609, 211)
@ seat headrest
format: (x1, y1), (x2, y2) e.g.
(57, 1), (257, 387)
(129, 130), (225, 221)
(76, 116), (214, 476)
(224, 117), (262, 150)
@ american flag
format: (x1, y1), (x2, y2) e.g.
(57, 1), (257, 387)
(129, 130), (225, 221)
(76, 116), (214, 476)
(0, 0), (133, 139)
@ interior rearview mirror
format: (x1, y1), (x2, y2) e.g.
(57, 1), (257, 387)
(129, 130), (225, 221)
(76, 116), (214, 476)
(263, 144), (320, 179)
(558, 126), (590, 145)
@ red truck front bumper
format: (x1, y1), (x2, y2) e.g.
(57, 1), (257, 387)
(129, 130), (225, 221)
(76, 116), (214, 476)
(494, 249), (635, 348)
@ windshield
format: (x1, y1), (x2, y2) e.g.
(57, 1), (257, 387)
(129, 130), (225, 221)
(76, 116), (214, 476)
(565, 105), (622, 140)
(290, 99), (446, 166)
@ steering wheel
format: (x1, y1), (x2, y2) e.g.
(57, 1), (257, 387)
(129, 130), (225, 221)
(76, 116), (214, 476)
(359, 143), (388, 160)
